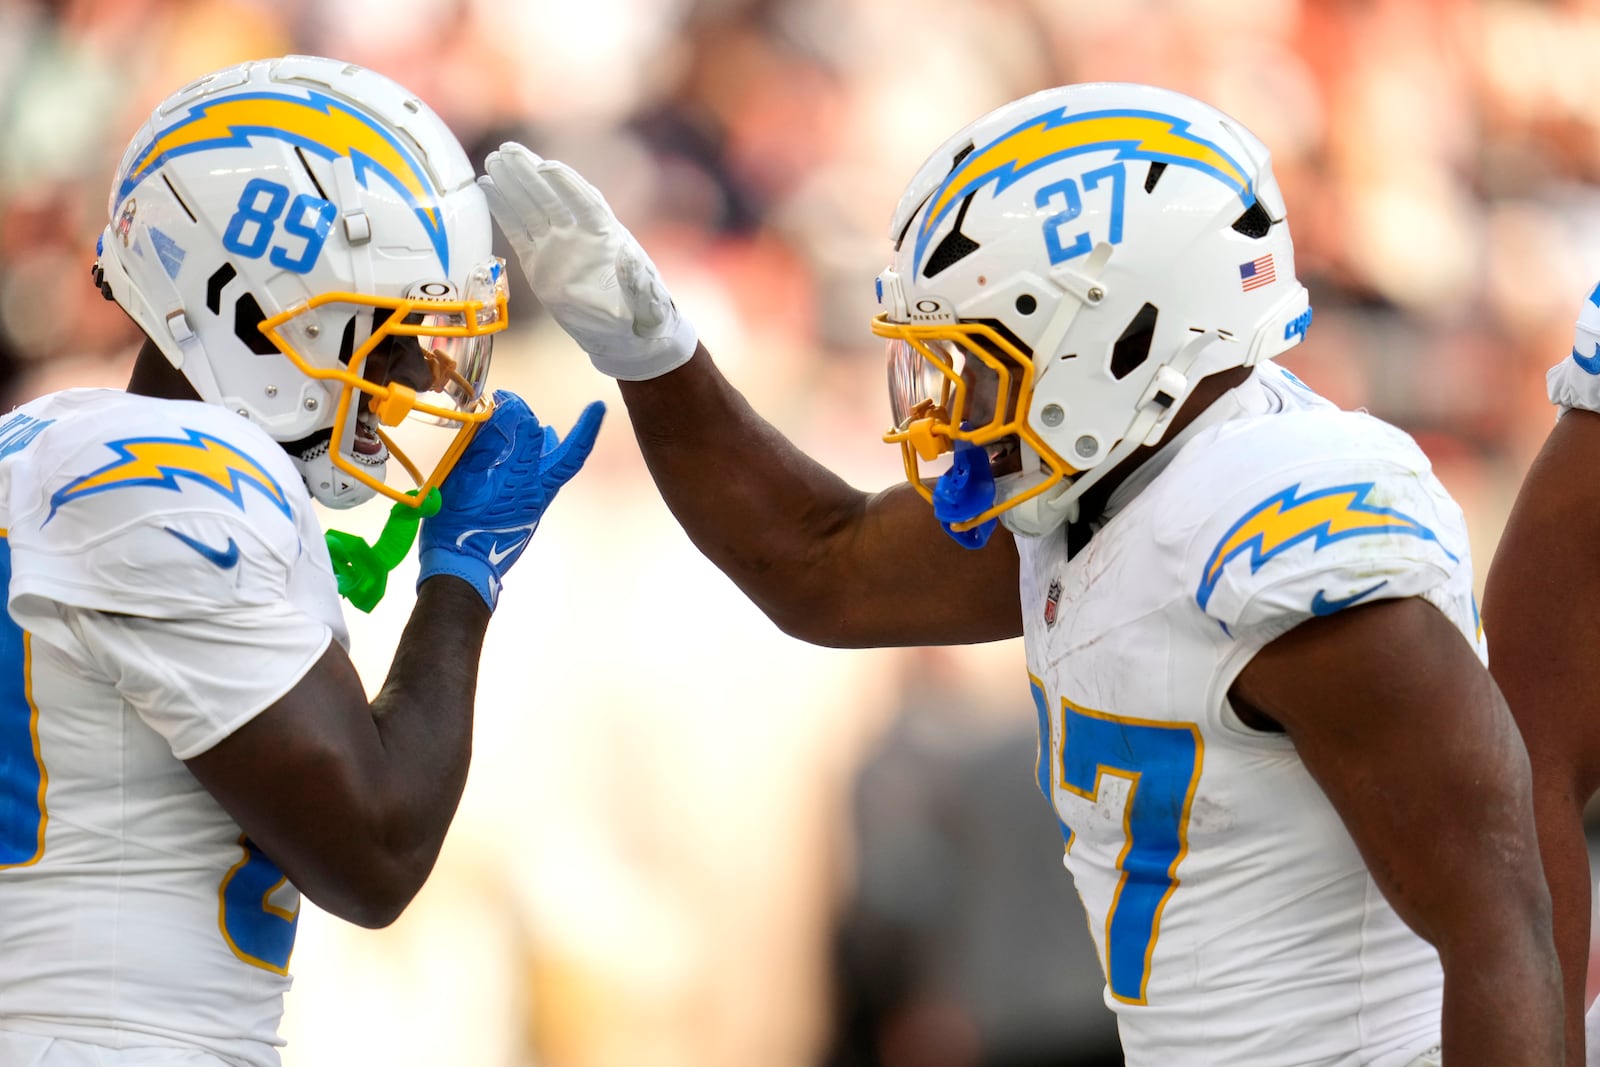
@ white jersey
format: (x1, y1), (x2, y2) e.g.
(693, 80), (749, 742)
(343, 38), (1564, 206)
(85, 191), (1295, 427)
(0, 389), (347, 1066)
(1022, 363), (1476, 1066)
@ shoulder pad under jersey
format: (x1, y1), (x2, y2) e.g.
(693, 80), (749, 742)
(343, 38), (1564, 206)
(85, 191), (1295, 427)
(8, 399), (310, 618)
(1179, 410), (1468, 637)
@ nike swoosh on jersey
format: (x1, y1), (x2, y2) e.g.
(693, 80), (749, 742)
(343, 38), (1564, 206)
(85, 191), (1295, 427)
(1310, 579), (1388, 616)
(1572, 342), (1600, 375)
(165, 527), (242, 569)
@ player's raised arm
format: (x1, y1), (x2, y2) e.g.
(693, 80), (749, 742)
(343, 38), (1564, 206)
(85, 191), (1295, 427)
(181, 394), (601, 927)
(478, 145), (1021, 648)
(1231, 599), (1561, 1063)
(1483, 286), (1600, 1067)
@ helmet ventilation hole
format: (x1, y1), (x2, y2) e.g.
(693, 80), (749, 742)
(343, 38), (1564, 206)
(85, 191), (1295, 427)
(1232, 201), (1273, 238)
(923, 192), (981, 279)
(338, 315), (358, 366)
(294, 146), (332, 200)
(1144, 162), (1167, 193)
(1110, 302), (1159, 381)
(205, 263), (236, 314)
(1016, 294), (1037, 315)
(233, 292), (277, 355)
(161, 174), (197, 222)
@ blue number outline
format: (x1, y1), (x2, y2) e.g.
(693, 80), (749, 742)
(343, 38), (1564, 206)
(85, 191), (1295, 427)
(1054, 693), (1203, 1005)
(1082, 164), (1126, 246)
(271, 194), (337, 273)
(218, 834), (299, 974)
(1036, 178), (1090, 264)
(221, 179), (288, 260)
(0, 534), (47, 871)
(1035, 164), (1129, 265)
(221, 179), (336, 276)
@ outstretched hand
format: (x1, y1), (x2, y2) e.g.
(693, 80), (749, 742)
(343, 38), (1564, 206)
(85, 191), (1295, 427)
(418, 390), (605, 609)
(479, 143), (697, 381)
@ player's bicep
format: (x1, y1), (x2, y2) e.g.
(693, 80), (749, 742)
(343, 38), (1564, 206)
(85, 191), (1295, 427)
(48, 602), (397, 921)
(1231, 596), (1545, 949)
(182, 641), (391, 917)
(809, 479), (1021, 648)
(1485, 407), (1600, 791)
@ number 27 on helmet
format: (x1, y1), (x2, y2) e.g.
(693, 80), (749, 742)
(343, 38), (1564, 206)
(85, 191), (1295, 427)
(874, 82), (1313, 539)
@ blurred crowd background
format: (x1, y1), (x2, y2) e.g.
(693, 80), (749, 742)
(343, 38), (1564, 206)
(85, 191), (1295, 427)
(5, 0), (1600, 1065)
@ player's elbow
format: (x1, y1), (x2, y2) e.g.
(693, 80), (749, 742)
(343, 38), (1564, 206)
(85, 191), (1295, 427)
(301, 858), (428, 929)
(765, 603), (849, 647)
(767, 605), (886, 648)
(290, 825), (440, 929)
(338, 891), (413, 930)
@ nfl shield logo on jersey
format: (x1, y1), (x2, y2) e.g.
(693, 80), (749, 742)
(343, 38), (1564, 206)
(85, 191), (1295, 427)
(1044, 578), (1062, 629)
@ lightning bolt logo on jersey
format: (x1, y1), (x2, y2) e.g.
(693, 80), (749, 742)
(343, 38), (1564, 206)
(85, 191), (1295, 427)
(1196, 482), (1454, 613)
(48, 429), (292, 522)
(0, 389), (347, 1067)
(914, 108), (1255, 278)
(1016, 362), (1472, 1066)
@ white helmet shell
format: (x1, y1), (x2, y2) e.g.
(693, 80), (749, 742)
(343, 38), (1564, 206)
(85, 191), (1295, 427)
(876, 83), (1312, 536)
(95, 55), (505, 509)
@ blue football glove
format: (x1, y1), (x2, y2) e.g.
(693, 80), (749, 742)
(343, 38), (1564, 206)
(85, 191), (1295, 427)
(418, 390), (606, 610)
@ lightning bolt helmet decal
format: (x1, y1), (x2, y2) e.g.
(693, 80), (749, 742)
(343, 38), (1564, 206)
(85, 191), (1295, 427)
(116, 89), (448, 272)
(913, 107), (1257, 279)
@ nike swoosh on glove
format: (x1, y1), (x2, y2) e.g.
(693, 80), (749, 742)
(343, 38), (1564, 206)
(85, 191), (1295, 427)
(419, 390), (606, 610)
(479, 143), (697, 381)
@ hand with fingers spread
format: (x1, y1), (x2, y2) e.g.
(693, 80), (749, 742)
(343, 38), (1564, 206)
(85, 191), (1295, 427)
(418, 390), (606, 610)
(479, 144), (698, 381)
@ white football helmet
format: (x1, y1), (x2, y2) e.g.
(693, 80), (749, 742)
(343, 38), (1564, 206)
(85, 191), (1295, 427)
(874, 82), (1312, 537)
(94, 55), (506, 509)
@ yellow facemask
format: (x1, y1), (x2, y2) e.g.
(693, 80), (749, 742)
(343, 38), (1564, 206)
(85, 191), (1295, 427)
(258, 258), (509, 507)
(872, 314), (1078, 532)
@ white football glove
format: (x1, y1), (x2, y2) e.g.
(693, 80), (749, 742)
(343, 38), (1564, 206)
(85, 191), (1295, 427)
(478, 144), (698, 381)
(1549, 280), (1600, 415)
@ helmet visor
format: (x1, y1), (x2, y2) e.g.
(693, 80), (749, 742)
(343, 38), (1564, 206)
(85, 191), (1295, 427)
(871, 313), (1076, 528)
(888, 336), (958, 430)
(388, 258), (507, 425)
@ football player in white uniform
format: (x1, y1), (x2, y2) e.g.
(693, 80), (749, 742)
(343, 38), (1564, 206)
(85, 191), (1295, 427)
(0, 56), (603, 1066)
(1484, 287), (1600, 1067)
(481, 83), (1561, 1064)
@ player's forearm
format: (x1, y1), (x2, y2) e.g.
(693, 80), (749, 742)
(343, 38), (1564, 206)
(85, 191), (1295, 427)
(353, 576), (489, 923)
(1421, 782), (1562, 1062)
(1401, 788), (1564, 1062)
(1437, 918), (1564, 1065)
(619, 344), (871, 633)
(1523, 777), (1594, 1067)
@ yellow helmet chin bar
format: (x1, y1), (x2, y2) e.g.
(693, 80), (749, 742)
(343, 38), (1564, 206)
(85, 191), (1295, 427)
(871, 313), (1079, 532)
(259, 284), (507, 507)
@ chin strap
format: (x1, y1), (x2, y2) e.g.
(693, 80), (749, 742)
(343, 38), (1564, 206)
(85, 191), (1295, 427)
(324, 487), (442, 612)
(933, 438), (999, 549)
(1001, 330), (1224, 537)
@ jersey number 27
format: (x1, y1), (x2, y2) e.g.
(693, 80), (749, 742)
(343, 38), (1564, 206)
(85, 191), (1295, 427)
(1031, 677), (1203, 1005)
